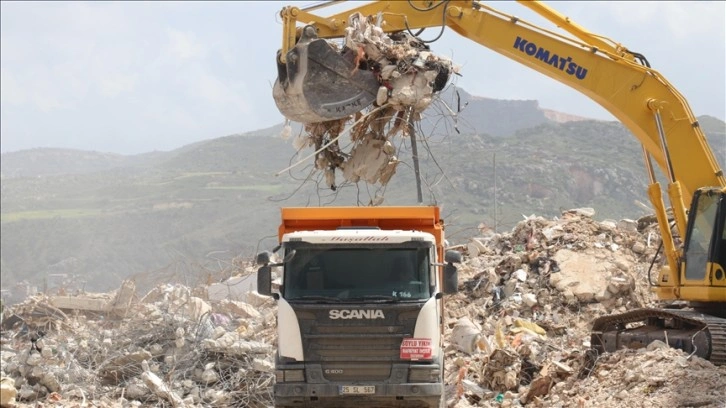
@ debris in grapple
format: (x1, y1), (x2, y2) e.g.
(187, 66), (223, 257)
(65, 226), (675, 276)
(274, 13), (459, 192)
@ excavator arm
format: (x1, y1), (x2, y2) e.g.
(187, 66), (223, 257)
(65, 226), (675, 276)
(273, 1), (726, 305)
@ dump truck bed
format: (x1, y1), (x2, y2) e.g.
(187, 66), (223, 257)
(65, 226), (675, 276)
(278, 206), (444, 246)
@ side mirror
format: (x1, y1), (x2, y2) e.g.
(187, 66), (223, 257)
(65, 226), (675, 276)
(257, 265), (272, 297)
(443, 250), (461, 294)
(445, 250), (462, 264)
(256, 251), (272, 265)
(443, 263), (458, 294)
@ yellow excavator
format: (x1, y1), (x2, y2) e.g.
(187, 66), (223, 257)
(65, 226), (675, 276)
(272, 0), (726, 367)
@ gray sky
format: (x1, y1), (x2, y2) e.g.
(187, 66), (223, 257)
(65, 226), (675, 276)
(1, 1), (724, 155)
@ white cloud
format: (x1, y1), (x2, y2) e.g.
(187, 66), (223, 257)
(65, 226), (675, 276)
(603, 2), (657, 26)
(166, 28), (206, 60)
(98, 74), (139, 99)
(0, 69), (27, 107)
(141, 95), (200, 131)
(0, 2), (140, 110)
(194, 74), (250, 114)
(1, 67), (75, 112)
(663, 2), (724, 41)
(1, 1), (722, 154)
(605, 2), (724, 41)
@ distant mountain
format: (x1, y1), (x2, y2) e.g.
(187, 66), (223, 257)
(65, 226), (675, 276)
(0, 148), (167, 179)
(699, 115), (726, 163)
(541, 109), (592, 123)
(420, 87), (578, 139)
(0, 124), (292, 179)
(0, 86), (593, 180)
(1, 90), (723, 303)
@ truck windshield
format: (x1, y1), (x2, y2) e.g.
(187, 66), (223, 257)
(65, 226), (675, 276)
(283, 246), (431, 301)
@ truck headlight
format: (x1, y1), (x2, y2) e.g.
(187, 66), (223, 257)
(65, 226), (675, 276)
(409, 367), (441, 382)
(276, 369), (305, 382)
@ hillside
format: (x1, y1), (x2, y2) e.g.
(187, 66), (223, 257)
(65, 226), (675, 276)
(1, 94), (724, 300)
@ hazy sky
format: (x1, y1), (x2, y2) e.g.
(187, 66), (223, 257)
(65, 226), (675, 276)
(1, 1), (724, 155)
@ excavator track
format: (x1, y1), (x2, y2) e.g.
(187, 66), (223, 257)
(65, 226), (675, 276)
(590, 308), (726, 366)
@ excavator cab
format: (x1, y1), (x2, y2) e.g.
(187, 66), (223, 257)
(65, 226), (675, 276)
(273, 25), (380, 124)
(682, 187), (726, 293)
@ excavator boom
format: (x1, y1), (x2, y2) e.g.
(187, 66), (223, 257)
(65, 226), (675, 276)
(274, 0), (724, 197)
(271, 0), (726, 366)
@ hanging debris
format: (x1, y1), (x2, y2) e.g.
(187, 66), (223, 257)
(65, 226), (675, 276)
(274, 12), (459, 192)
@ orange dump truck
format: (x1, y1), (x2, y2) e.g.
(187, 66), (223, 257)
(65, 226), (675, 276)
(256, 206), (461, 408)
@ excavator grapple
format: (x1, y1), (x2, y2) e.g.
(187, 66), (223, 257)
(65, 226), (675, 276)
(273, 26), (379, 123)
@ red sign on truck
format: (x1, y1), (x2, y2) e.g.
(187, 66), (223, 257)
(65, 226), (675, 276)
(400, 338), (432, 360)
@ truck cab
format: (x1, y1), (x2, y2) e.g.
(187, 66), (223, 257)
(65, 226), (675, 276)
(257, 206), (460, 408)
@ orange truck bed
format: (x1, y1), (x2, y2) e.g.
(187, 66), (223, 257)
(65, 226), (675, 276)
(278, 206), (444, 247)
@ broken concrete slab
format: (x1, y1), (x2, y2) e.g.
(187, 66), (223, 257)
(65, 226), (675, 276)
(551, 249), (616, 303)
(215, 300), (261, 320)
(142, 370), (186, 408)
(98, 350), (153, 384)
(207, 274), (257, 302)
(0, 377), (17, 408)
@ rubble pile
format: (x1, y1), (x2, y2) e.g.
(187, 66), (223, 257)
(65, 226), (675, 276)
(546, 344), (726, 408)
(441, 209), (725, 407)
(2, 208), (725, 407)
(284, 12), (457, 190)
(1, 283), (277, 407)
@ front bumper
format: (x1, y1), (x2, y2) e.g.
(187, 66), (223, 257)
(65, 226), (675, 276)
(275, 382), (443, 407)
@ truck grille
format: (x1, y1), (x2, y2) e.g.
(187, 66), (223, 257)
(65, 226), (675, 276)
(294, 304), (422, 381)
(308, 328), (407, 360)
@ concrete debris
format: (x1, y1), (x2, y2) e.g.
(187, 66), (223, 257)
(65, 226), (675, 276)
(1, 274), (275, 407)
(49, 280), (135, 318)
(141, 371), (185, 408)
(286, 14), (458, 191)
(452, 318), (483, 355)
(186, 297), (211, 321)
(445, 209), (725, 407)
(544, 346), (726, 408)
(215, 299), (261, 320)
(206, 275), (259, 303)
(1, 208), (725, 407)
(98, 350), (153, 385)
(0, 377), (17, 408)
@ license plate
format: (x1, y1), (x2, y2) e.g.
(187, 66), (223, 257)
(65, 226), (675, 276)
(340, 385), (375, 395)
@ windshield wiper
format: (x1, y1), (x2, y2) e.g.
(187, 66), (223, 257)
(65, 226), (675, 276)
(295, 295), (342, 303)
